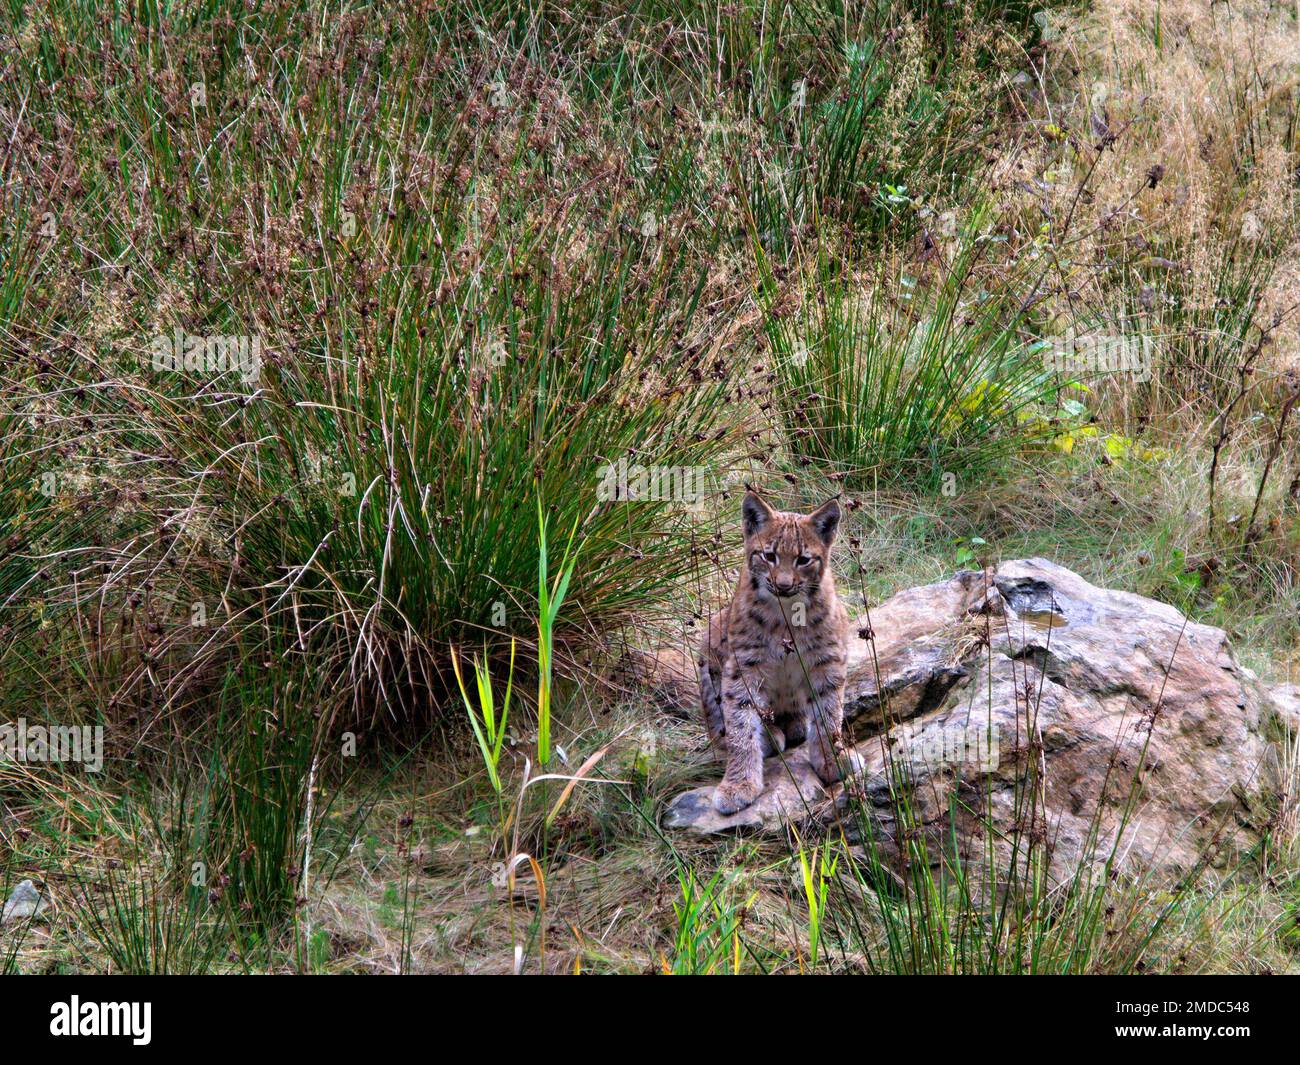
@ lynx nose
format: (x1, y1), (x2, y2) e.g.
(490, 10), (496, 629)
(774, 581), (796, 597)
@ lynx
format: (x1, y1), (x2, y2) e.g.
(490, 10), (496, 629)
(698, 491), (853, 814)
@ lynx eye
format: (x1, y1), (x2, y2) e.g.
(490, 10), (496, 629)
(762, 550), (778, 563)
(796, 554), (813, 566)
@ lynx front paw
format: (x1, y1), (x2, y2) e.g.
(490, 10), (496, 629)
(810, 743), (863, 786)
(713, 776), (762, 814)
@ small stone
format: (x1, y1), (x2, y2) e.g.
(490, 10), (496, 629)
(2, 879), (47, 923)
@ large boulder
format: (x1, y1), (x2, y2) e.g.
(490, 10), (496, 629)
(658, 559), (1291, 880)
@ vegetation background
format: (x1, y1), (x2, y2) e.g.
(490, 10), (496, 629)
(1, 0), (1298, 973)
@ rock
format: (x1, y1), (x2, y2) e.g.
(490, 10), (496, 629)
(1271, 683), (1300, 733)
(2, 879), (47, 923)
(659, 559), (1291, 882)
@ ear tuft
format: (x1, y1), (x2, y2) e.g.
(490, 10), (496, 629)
(808, 498), (841, 546)
(742, 492), (775, 537)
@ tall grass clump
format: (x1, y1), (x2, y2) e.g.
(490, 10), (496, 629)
(741, 3), (1031, 259)
(197, 658), (328, 942)
(0, 4), (749, 728)
(55, 651), (376, 972)
(761, 212), (1061, 489)
(65, 786), (229, 975)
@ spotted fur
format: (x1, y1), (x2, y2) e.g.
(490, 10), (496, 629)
(698, 491), (851, 814)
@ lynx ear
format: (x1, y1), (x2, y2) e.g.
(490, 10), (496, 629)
(741, 492), (775, 537)
(808, 498), (841, 546)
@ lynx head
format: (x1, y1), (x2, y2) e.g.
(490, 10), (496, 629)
(741, 491), (841, 601)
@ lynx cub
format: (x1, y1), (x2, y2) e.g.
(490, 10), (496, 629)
(698, 491), (852, 814)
